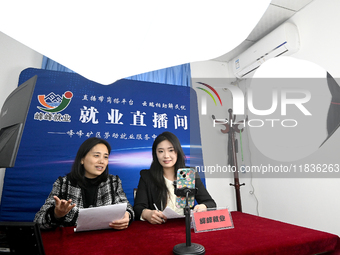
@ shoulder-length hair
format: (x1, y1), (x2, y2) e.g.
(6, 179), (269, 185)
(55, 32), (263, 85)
(68, 137), (111, 188)
(149, 131), (186, 208)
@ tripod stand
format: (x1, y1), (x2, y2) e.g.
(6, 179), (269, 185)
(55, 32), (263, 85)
(173, 187), (205, 255)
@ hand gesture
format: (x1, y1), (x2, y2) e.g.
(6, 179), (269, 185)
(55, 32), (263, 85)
(109, 211), (130, 230)
(193, 204), (207, 212)
(142, 209), (167, 224)
(53, 196), (76, 219)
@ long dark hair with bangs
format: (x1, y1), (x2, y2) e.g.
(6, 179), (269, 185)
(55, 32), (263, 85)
(68, 137), (111, 188)
(149, 131), (186, 209)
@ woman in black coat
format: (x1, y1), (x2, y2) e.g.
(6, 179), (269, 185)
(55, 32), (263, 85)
(133, 131), (216, 224)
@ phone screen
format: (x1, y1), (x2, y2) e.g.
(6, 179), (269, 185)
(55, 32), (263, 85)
(175, 168), (195, 208)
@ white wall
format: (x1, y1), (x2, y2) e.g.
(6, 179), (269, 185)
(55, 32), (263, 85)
(190, 61), (257, 213)
(251, 0), (340, 236)
(0, 31), (43, 202)
(190, 61), (236, 211)
(191, 0), (340, 236)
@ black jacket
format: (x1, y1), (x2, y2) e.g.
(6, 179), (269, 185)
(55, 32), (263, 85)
(133, 169), (216, 220)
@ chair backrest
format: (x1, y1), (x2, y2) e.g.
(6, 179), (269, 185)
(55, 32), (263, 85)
(0, 221), (45, 254)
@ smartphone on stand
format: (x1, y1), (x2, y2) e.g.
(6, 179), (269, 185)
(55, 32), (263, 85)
(175, 168), (196, 209)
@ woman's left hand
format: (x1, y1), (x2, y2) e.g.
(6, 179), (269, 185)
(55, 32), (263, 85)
(109, 211), (130, 230)
(193, 204), (207, 212)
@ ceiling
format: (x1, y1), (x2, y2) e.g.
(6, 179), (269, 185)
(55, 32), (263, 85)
(212, 0), (314, 63)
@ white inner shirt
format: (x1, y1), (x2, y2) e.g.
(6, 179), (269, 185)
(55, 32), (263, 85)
(164, 177), (184, 216)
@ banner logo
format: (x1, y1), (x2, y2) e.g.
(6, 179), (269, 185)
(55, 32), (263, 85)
(37, 91), (73, 113)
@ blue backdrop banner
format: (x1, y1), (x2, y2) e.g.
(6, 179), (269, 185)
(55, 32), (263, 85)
(0, 68), (203, 221)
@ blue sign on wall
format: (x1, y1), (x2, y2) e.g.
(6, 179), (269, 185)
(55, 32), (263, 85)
(0, 68), (203, 221)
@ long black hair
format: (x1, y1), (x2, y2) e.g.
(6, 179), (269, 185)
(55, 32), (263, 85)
(68, 137), (111, 188)
(149, 131), (186, 208)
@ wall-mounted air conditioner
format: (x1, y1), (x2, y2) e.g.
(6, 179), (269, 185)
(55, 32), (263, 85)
(231, 22), (300, 79)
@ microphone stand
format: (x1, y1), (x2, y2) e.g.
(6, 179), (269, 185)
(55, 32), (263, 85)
(173, 187), (205, 255)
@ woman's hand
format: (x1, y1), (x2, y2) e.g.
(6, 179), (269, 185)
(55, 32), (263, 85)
(193, 204), (207, 212)
(142, 209), (167, 224)
(109, 211), (130, 230)
(53, 196), (76, 219)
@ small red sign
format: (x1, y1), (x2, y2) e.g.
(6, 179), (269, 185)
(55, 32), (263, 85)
(193, 208), (233, 232)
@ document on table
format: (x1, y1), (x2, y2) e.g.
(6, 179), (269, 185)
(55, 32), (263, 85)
(162, 207), (185, 219)
(74, 203), (127, 232)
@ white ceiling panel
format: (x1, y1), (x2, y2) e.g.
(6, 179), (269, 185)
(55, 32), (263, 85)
(271, 0), (314, 11)
(246, 4), (295, 41)
(212, 0), (315, 63)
